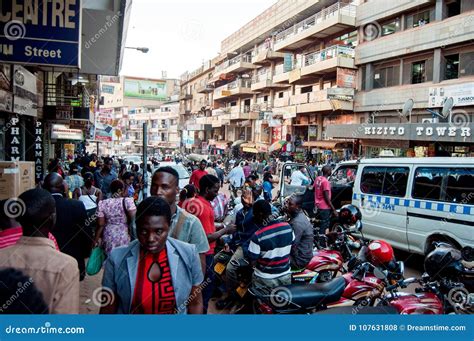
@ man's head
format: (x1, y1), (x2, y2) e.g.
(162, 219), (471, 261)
(322, 165), (332, 177)
(252, 185), (263, 200)
(253, 199), (272, 226)
(136, 197), (172, 254)
(91, 154), (98, 161)
(151, 167), (180, 205)
(83, 172), (94, 186)
(122, 172), (134, 186)
(199, 160), (207, 171)
(43, 173), (65, 195)
(96, 159), (103, 169)
(17, 188), (56, 236)
(299, 165), (306, 172)
(103, 157), (113, 173)
(246, 174), (258, 188)
(284, 194), (304, 216)
(199, 174), (220, 201)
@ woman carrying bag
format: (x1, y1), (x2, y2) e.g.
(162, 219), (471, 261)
(94, 180), (137, 255)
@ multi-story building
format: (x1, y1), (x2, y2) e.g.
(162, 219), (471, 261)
(98, 76), (180, 155)
(326, 0), (474, 158)
(179, 60), (215, 154)
(181, 0), (359, 161)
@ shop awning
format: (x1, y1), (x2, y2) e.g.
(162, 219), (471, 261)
(242, 147), (258, 154)
(241, 142), (256, 148)
(303, 140), (353, 149)
(231, 140), (247, 148)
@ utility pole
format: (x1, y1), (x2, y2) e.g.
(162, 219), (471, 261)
(143, 122), (148, 199)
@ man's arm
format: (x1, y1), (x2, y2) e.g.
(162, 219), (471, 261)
(100, 257), (119, 314)
(323, 190), (336, 213)
(186, 245), (204, 314)
(187, 286), (203, 314)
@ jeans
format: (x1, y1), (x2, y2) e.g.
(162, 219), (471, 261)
(225, 247), (244, 291)
(318, 209), (332, 234)
(202, 254), (215, 314)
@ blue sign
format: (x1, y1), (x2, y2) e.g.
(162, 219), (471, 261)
(0, 0), (81, 67)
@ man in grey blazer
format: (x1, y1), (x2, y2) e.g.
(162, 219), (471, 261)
(100, 197), (204, 314)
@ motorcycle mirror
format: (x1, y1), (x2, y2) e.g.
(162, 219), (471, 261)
(355, 220), (363, 231)
(397, 261), (405, 277)
(461, 246), (474, 262)
(373, 267), (386, 280)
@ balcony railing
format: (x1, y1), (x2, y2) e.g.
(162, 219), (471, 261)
(303, 45), (355, 67)
(228, 54), (252, 66)
(274, 2), (356, 44)
(252, 72), (272, 84)
(228, 79), (252, 89)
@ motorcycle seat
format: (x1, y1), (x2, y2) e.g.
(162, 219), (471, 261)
(260, 277), (345, 312)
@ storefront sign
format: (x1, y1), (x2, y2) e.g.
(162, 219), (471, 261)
(326, 123), (473, 143)
(0, 0), (81, 67)
(0, 64), (13, 112)
(34, 120), (43, 182)
(13, 66), (37, 116)
(56, 105), (74, 120)
(51, 124), (83, 140)
(272, 126), (282, 145)
(336, 68), (357, 88)
(327, 88), (354, 102)
(101, 84), (115, 94)
(8, 116), (21, 161)
(429, 83), (474, 107)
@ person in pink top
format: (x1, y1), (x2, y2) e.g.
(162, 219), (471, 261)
(314, 166), (337, 239)
(243, 162), (252, 178)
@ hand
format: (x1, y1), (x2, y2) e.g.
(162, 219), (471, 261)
(332, 209), (338, 217)
(225, 224), (237, 235)
(223, 244), (231, 252)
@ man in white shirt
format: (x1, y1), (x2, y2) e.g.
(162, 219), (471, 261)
(226, 162), (246, 189)
(290, 166), (310, 186)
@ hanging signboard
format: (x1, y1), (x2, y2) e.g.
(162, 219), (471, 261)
(34, 120), (44, 182)
(336, 67), (357, 88)
(7, 115), (21, 161)
(0, 0), (82, 67)
(94, 108), (114, 142)
(13, 65), (37, 116)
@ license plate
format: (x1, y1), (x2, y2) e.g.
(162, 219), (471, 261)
(236, 286), (248, 298)
(214, 262), (226, 275)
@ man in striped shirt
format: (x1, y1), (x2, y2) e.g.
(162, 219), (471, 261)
(248, 200), (294, 295)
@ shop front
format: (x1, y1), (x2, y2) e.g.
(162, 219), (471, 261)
(50, 124), (84, 160)
(326, 123), (474, 157)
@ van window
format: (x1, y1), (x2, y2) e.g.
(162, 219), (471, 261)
(330, 165), (357, 185)
(361, 166), (409, 197)
(413, 167), (474, 204)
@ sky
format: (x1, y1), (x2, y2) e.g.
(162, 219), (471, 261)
(120, 0), (276, 79)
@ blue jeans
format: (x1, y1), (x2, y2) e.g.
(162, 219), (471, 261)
(202, 254), (215, 314)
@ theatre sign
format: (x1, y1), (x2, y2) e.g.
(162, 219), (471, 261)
(326, 123), (474, 143)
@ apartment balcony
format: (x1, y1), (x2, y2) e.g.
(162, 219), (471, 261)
(356, 0), (432, 27)
(196, 116), (213, 125)
(213, 79), (253, 100)
(274, 2), (356, 52)
(252, 47), (285, 65)
(290, 45), (355, 84)
(222, 54), (257, 74)
(179, 93), (193, 100)
(230, 110), (259, 120)
(295, 88), (354, 113)
(356, 11), (474, 65)
(273, 97), (291, 108)
(197, 83), (215, 94)
(251, 73), (290, 91)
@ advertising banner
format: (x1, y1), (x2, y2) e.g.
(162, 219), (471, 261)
(0, 64), (12, 112)
(429, 83), (474, 107)
(94, 108), (114, 142)
(124, 78), (168, 100)
(336, 67), (357, 88)
(13, 65), (37, 116)
(51, 124), (83, 140)
(0, 0), (81, 67)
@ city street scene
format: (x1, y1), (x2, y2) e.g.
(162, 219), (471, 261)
(0, 0), (474, 320)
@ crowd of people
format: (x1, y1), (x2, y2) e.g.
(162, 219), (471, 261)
(0, 152), (337, 315)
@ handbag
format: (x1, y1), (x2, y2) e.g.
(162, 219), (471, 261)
(86, 247), (106, 276)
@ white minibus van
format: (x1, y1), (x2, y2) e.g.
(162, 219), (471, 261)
(352, 157), (474, 255)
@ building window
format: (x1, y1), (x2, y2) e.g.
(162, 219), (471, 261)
(411, 61), (426, 84)
(412, 10), (430, 27)
(279, 92), (284, 98)
(373, 65), (400, 89)
(301, 86), (312, 94)
(447, 0), (461, 17)
(381, 18), (400, 36)
(445, 54), (459, 80)
(263, 95), (268, 102)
